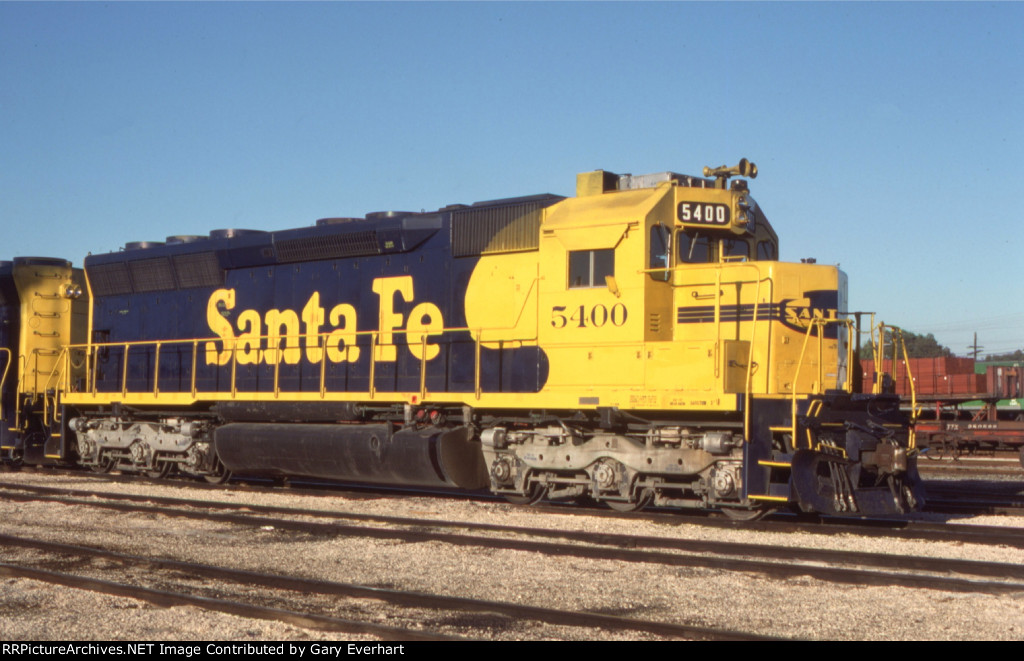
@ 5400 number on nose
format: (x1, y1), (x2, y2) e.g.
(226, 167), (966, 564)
(551, 303), (628, 329)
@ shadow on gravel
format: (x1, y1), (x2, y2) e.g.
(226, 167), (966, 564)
(922, 478), (1024, 496)
(421, 613), (518, 632)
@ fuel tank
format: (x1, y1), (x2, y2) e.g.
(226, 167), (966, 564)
(214, 423), (488, 489)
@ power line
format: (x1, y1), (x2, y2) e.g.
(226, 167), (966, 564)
(922, 313), (1024, 333)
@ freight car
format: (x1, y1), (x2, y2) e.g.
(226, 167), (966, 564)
(860, 357), (1024, 464)
(0, 160), (923, 517)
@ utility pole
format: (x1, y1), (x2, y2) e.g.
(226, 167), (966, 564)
(967, 332), (984, 360)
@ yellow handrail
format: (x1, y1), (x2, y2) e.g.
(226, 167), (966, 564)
(474, 331), (482, 400)
(872, 323), (917, 450)
(789, 316), (855, 450)
(895, 328), (918, 450)
(717, 265), (771, 444)
(65, 323), (478, 401)
(153, 343), (161, 396)
(0, 348), (10, 424)
(743, 279), (761, 444)
(319, 339), (328, 398)
(368, 332), (377, 399)
(419, 334), (428, 401)
(42, 346), (70, 427)
(121, 343), (130, 399)
(190, 339), (198, 398)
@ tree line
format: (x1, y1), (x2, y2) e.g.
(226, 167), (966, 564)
(858, 329), (1022, 361)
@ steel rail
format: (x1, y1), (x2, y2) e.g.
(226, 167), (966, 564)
(0, 560), (455, 641)
(4, 474), (1024, 547)
(1, 485), (1023, 595)
(0, 533), (775, 641)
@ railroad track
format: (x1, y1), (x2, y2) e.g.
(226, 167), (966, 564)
(14, 463), (1024, 526)
(5, 485), (1024, 594)
(3, 479), (1024, 591)
(917, 475), (1024, 515)
(5, 472), (1024, 549)
(2, 472), (1023, 639)
(919, 461), (1023, 477)
(0, 546), (455, 641)
(921, 483), (1024, 516)
(0, 534), (773, 641)
(0, 477), (787, 640)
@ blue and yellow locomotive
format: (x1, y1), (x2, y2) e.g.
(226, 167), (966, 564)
(0, 160), (922, 516)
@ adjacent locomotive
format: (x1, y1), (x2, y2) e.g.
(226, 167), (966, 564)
(0, 160), (923, 517)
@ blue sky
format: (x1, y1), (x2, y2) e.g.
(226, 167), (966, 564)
(2, 2), (1022, 356)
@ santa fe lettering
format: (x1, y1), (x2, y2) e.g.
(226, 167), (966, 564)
(205, 276), (444, 367)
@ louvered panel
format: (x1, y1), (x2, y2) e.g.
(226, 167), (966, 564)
(128, 257), (176, 292)
(275, 230), (380, 262)
(173, 251), (224, 289)
(452, 201), (544, 257)
(87, 262), (133, 296)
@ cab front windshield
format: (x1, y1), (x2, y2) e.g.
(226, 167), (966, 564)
(675, 230), (776, 264)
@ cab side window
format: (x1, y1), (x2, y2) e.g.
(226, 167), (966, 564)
(649, 224), (671, 281)
(757, 241), (777, 261)
(568, 249), (614, 288)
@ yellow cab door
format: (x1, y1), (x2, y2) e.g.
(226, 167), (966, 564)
(536, 185), (662, 406)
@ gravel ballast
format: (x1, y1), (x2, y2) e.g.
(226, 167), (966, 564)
(0, 471), (1021, 641)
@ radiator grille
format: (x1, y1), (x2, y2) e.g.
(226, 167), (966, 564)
(452, 201), (545, 257)
(173, 251), (223, 288)
(275, 230), (380, 262)
(87, 262), (133, 296)
(128, 257), (176, 292)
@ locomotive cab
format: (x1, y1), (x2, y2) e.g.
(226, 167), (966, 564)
(493, 161), (919, 515)
(532, 162), (788, 405)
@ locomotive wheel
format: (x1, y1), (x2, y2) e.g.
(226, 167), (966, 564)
(2, 449), (23, 471)
(721, 506), (775, 521)
(203, 469), (232, 484)
(503, 483), (547, 506)
(203, 456), (232, 484)
(604, 488), (654, 513)
(90, 457), (115, 474)
(925, 436), (947, 460)
(145, 462), (174, 479)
